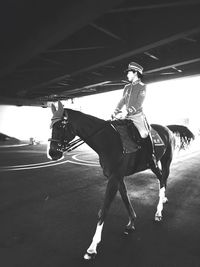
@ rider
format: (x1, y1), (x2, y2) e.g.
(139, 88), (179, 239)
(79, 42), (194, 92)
(111, 61), (161, 173)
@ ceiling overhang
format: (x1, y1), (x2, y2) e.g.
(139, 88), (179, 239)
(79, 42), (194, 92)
(1, 0), (200, 106)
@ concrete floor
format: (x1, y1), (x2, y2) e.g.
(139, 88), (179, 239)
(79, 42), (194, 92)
(0, 143), (200, 267)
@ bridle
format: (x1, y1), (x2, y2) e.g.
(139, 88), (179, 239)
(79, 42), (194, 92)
(48, 117), (83, 152)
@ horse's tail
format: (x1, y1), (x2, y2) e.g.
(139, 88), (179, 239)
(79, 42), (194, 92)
(167, 124), (195, 150)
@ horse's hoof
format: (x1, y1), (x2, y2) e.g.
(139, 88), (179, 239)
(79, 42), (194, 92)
(83, 252), (96, 260)
(124, 227), (135, 235)
(154, 215), (162, 222)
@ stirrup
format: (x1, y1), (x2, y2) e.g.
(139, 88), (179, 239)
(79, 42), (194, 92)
(152, 161), (162, 176)
(150, 154), (160, 170)
(152, 154), (158, 165)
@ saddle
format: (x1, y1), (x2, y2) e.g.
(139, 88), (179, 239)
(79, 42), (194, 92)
(111, 119), (164, 154)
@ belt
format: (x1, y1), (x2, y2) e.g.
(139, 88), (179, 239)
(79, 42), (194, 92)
(127, 107), (143, 115)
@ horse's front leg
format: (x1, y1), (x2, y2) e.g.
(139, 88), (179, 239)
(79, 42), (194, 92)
(119, 179), (136, 234)
(83, 175), (119, 260)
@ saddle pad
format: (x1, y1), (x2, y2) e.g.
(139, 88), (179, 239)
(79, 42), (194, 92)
(113, 125), (139, 153)
(151, 128), (164, 146)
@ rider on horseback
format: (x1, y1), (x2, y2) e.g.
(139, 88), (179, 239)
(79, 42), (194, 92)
(111, 62), (161, 173)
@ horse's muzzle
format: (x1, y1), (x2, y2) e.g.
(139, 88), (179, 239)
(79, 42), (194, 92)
(48, 148), (63, 160)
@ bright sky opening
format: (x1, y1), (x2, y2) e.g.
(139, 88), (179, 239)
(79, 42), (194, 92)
(0, 75), (200, 141)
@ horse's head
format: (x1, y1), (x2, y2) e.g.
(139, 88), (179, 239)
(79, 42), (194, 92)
(48, 101), (76, 160)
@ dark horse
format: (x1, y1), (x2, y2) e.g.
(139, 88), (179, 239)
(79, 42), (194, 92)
(48, 101), (194, 260)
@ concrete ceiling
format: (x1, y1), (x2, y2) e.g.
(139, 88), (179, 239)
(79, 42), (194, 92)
(1, 0), (200, 106)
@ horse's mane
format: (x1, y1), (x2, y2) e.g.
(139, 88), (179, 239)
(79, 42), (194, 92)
(66, 108), (105, 124)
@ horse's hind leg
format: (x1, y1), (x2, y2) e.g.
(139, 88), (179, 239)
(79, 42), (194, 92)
(154, 148), (172, 222)
(119, 179), (136, 234)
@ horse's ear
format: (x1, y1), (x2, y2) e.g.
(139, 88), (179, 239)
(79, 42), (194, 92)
(51, 103), (57, 114)
(57, 100), (64, 113)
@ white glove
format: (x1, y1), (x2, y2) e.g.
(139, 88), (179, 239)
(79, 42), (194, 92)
(111, 113), (116, 120)
(111, 111), (122, 120)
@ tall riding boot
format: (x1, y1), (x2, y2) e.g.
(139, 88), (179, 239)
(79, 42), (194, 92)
(144, 135), (162, 174)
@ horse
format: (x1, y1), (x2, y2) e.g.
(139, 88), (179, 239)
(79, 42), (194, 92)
(48, 101), (194, 260)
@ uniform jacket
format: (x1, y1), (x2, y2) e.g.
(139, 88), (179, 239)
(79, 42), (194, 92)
(114, 81), (146, 115)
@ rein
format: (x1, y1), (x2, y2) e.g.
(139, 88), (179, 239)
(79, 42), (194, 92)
(66, 121), (111, 152)
(49, 120), (111, 152)
(64, 138), (85, 152)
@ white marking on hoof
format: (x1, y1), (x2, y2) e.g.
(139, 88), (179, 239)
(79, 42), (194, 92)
(163, 197), (168, 204)
(85, 222), (103, 260)
(83, 252), (96, 260)
(155, 215), (162, 222)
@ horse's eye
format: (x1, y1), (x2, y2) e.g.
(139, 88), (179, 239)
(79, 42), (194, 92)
(57, 123), (63, 128)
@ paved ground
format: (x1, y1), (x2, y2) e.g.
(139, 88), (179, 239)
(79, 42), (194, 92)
(0, 142), (200, 267)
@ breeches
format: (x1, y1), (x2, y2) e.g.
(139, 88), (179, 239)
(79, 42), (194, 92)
(126, 112), (149, 138)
